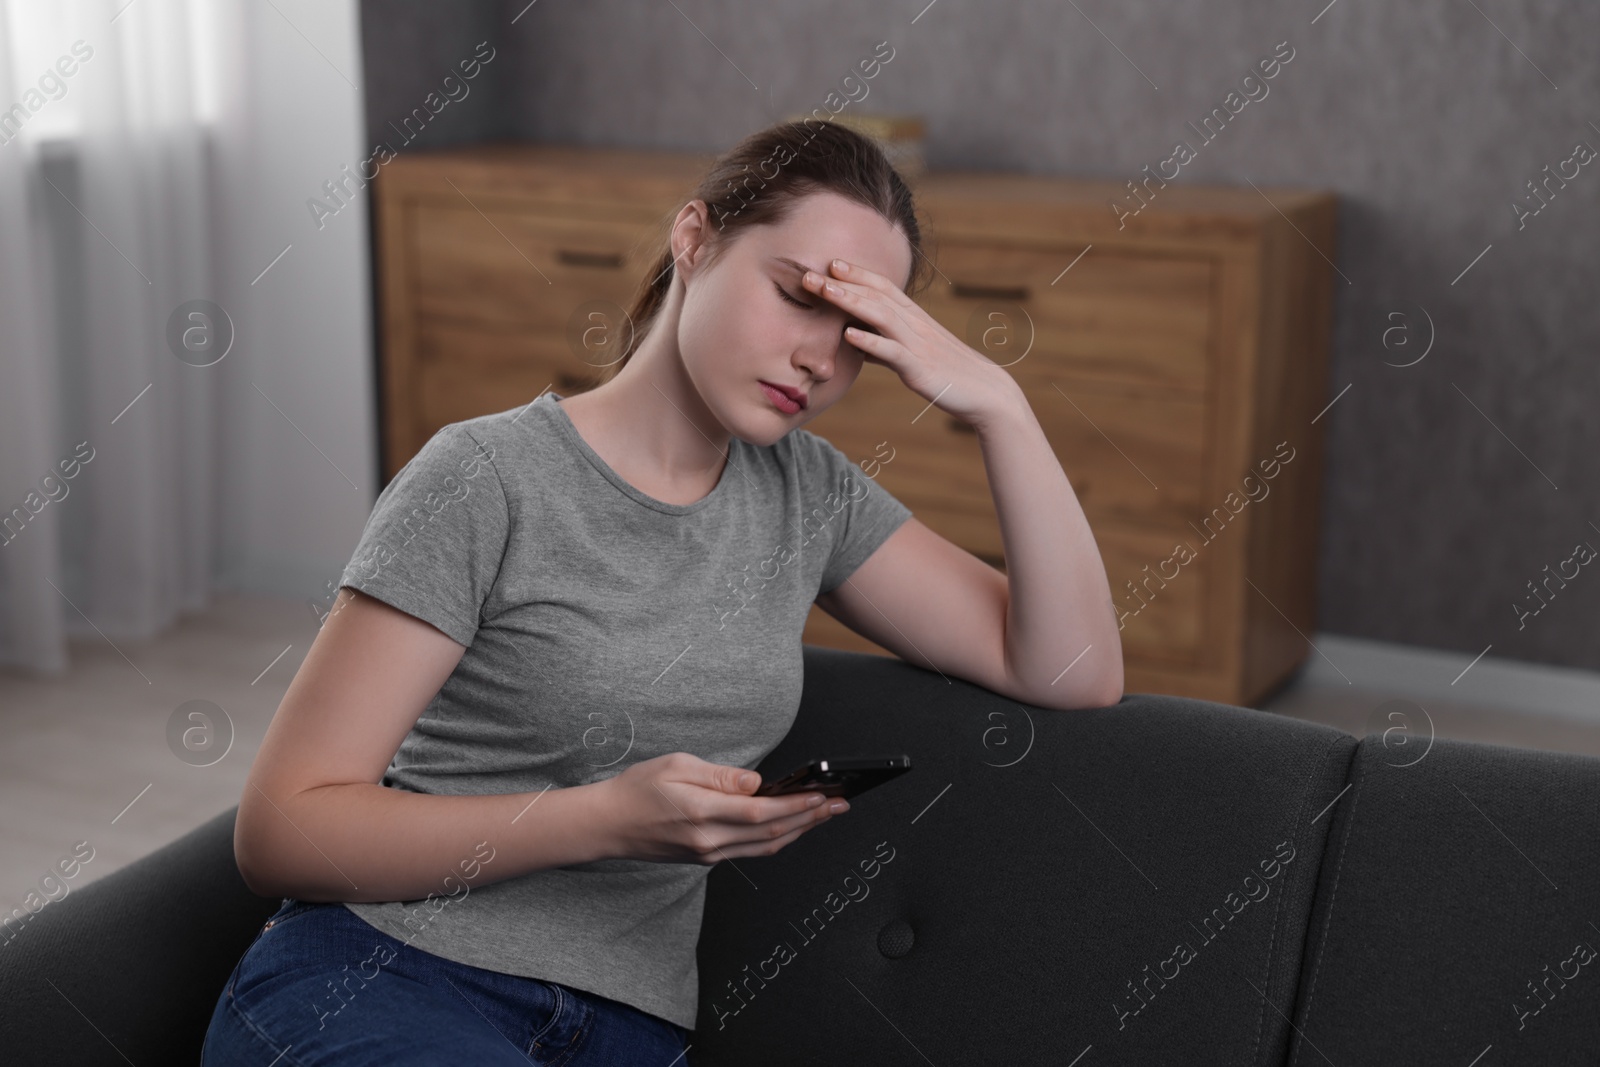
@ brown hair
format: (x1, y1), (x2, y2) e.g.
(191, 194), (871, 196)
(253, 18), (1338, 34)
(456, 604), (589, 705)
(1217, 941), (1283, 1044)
(604, 119), (932, 378)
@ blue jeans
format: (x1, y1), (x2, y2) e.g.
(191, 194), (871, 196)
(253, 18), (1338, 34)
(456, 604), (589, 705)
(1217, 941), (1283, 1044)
(202, 898), (693, 1065)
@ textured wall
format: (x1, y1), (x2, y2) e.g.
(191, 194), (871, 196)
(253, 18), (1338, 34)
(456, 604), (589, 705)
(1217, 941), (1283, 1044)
(359, 0), (1600, 672)
(357, 0), (507, 153)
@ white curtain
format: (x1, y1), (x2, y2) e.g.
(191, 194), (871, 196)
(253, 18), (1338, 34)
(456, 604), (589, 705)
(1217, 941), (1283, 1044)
(0, 0), (376, 676)
(0, 0), (217, 674)
(0, 5), (66, 671)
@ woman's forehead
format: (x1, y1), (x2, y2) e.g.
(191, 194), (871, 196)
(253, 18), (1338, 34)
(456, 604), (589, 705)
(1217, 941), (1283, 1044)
(756, 209), (913, 289)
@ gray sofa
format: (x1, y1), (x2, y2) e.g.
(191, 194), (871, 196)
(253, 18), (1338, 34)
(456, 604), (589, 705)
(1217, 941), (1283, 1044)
(3, 646), (1597, 1064)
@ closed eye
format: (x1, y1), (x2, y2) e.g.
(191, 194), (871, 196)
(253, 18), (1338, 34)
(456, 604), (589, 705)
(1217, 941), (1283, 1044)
(775, 278), (870, 343)
(774, 281), (812, 309)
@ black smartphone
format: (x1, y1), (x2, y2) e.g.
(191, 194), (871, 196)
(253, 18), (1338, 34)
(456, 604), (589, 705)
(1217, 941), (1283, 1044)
(754, 756), (912, 800)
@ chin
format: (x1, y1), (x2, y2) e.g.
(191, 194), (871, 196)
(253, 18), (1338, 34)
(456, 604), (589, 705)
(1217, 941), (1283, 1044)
(722, 383), (818, 446)
(732, 411), (804, 448)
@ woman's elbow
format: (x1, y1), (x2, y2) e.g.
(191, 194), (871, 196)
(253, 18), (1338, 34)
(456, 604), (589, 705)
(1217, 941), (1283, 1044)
(232, 794), (292, 898)
(1098, 664), (1125, 706)
(233, 817), (274, 897)
(1070, 667), (1124, 710)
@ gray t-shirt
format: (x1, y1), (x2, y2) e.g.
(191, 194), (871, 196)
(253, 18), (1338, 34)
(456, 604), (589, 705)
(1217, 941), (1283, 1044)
(335, 391), (912, 1030)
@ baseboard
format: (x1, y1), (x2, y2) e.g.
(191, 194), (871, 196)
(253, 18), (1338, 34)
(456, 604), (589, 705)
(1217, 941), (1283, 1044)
(1296, 633), (1600, 724)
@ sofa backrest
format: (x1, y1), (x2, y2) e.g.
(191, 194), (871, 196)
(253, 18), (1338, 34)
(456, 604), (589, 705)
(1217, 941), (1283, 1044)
(1286, 732), (1600, 1065)
(691, 648), (1357, 1065)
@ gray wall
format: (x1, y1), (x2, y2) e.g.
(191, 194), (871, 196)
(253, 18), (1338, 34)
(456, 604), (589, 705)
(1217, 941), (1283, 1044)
(359, 0), (1600, 673)
(358, 2), (506, 153)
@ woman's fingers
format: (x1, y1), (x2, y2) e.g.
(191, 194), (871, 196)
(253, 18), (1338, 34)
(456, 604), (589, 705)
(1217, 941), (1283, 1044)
(697, 796), (849, 859)
(801, 270), (896, 335)
(710, 809), (836, 860)
(729, 797), (845, 840)
(824, 258), (917, 307)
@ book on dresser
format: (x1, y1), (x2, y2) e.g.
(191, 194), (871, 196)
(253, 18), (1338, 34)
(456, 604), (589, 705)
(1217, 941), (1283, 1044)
(369, 140), (1337, 706)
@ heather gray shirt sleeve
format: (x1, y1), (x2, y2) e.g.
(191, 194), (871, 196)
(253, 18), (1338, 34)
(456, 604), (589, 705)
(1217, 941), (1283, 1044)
(338, 424), (510, 646)
(790, 429), (914, 594)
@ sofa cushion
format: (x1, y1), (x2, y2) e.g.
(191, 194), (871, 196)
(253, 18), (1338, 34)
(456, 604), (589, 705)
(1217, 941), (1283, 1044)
(1287, 734), (1600, 1066)
(692, 647), (1356, 1066)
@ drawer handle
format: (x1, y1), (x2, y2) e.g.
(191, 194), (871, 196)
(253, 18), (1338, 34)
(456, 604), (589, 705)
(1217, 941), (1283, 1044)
(949, 282), (1030, 302)
(556, 249), (625, 270)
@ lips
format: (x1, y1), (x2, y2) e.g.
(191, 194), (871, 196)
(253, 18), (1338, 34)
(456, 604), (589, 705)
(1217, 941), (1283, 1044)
(760, 380), (808, 410)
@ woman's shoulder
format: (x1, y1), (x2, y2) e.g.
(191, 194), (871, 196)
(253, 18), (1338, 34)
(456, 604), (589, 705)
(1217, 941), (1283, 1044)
(408, 398), (562, 473)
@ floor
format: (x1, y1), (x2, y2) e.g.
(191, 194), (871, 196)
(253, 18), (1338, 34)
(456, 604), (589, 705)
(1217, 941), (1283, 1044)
(1259, 671), (1600, 761)
(3, 592), (1598, 908)
(0, 594), (316, 909)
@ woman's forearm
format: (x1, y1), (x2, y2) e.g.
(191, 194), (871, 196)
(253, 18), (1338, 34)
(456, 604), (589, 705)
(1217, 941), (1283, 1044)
(975, 388), (1125, 708)
(236, 778), (616, 903)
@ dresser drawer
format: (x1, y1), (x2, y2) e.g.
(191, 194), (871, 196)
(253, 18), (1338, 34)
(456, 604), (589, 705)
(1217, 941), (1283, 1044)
(415, 313), (622, 383)
(917, 242), (1214, 393)
(812, 367), (1206, 536)
(806, 367), (996, 552)
(1099, 523), (1209, 666)
(411, 202), (655, 329)
(411, 320), (602, 439)
(811, 371), (1211, 665)
(1024, 381), (1206, 530)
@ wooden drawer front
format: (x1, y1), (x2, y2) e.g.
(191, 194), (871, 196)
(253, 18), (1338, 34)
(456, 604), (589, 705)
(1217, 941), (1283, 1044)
(917, 242), (1214, 393)
(1024, 382), (1206, 530)
(412, 321), (602, 439)
(814, 417), (1208, 663)
(813, 367), (1207, 540)
(807, 367), (997, 552)
(810, 371), (1210, 665)
(411, 201), (654, 329)
(1099, 524), (1208, 665)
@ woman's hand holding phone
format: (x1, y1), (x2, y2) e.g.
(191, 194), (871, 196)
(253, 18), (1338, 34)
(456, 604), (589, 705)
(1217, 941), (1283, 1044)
(598, 752), (849, 865)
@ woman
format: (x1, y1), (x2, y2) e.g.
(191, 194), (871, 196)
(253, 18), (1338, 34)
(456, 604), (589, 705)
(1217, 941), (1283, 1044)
(203, 118), (1122, 1065)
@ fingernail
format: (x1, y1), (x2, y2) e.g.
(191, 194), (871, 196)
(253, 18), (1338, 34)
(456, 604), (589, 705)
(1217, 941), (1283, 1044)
(832, 259), (848, 272)
(829, 800), (847, 813)
(808, 794), (824, 807)
(803, 270), (819, 286)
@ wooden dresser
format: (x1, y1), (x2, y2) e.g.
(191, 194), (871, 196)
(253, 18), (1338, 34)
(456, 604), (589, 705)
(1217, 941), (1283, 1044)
(371, 141), (1337, 706)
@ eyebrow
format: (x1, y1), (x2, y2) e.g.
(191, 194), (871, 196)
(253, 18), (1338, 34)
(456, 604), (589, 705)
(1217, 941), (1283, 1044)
(771, 256), (823, 280)
(771, 254), (910, 295)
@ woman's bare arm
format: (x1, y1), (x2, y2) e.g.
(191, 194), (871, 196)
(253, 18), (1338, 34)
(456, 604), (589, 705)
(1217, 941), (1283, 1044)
(233, 587), (616, 903)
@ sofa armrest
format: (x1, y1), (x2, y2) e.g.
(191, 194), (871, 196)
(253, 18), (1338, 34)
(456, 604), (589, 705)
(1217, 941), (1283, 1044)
(0, 805), (281, 1063)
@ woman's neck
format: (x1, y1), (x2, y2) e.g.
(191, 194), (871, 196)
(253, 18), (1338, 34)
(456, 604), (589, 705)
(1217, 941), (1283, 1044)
(556, 361), (731, 504)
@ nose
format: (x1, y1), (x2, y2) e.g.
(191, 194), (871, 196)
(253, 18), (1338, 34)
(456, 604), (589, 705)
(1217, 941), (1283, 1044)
(794, 327), (848, 384)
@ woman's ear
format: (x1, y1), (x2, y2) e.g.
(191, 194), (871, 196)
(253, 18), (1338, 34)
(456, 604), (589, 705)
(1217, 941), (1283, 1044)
(671, 200), (716, 285)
